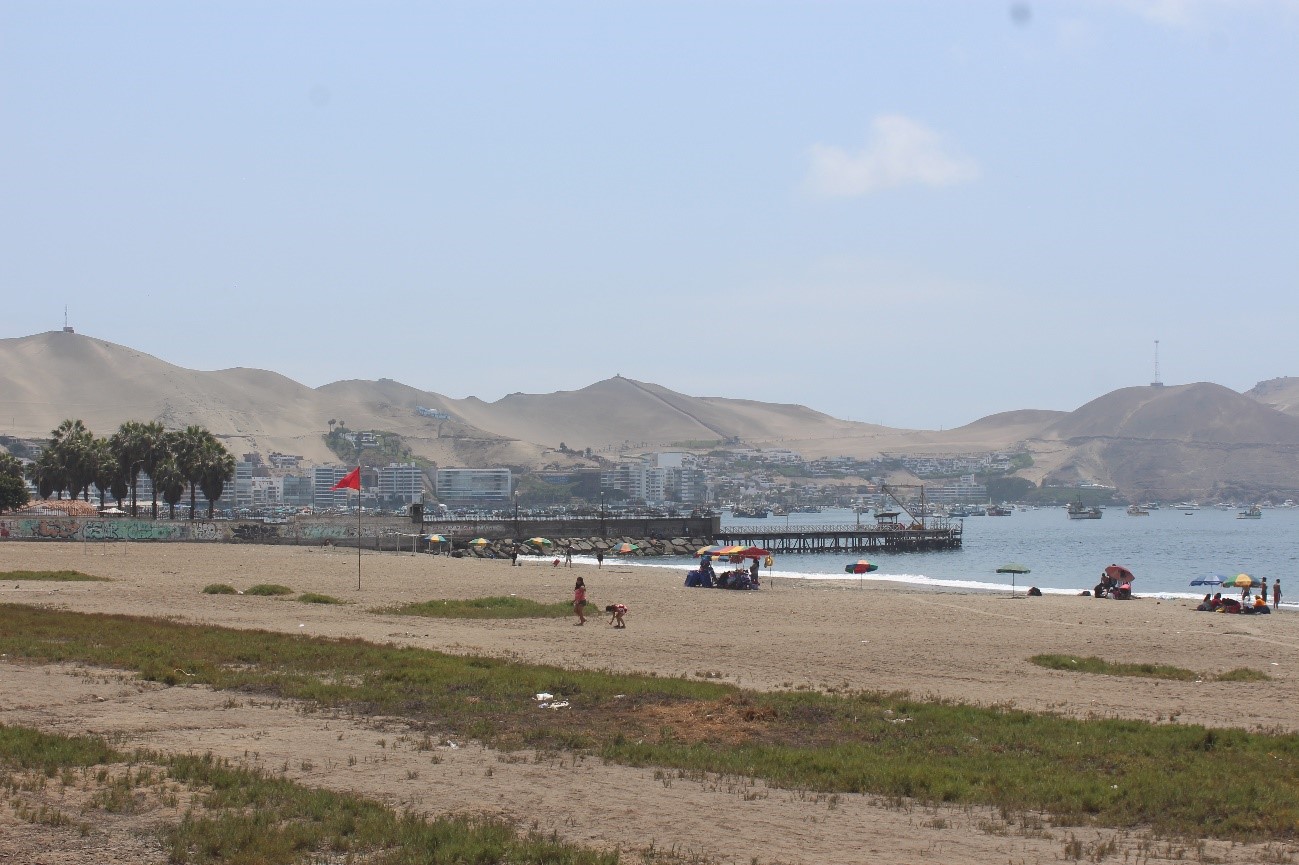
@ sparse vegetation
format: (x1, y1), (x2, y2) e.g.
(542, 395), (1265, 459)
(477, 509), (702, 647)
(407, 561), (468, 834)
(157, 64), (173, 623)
(245, 584), (293, 596)
(2, 604), (1298, 841)
(379, 596), (579, 619)
(297, 593), (345, 605)
(201, 583), (238, 595)
(0, 723), (617, 864)
(1, 570), (108, 582)
(1031, 655), (1271, 683)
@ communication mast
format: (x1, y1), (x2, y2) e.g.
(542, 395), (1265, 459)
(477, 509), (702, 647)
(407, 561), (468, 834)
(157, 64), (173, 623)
(1150, 340), (1163, 387)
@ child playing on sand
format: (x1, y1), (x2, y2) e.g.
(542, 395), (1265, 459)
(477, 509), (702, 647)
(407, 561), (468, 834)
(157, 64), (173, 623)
(605, 603), (627, 628)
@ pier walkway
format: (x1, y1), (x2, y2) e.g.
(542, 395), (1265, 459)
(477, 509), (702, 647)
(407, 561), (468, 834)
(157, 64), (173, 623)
(716, 521), (963, 554)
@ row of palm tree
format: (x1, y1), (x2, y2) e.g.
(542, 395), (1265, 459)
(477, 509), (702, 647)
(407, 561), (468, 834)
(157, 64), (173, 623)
(24, 419), (236, 519)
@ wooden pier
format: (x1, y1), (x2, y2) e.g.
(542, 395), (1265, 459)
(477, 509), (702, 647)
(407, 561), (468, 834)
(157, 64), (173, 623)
(715, 521), (962, 554)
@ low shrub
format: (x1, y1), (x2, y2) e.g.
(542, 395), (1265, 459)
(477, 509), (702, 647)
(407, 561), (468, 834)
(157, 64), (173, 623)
(298, 593), (345, 605)
(202, 584), (238, 595)
(245, 584), (293, 596)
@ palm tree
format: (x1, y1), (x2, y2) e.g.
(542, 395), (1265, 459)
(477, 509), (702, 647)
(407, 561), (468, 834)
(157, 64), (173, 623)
(136, 422), (169, 519)
(174, 425), (218, 519)
(151, 456), (186, 520)
(25, 454), (59, 500)
(198, 444), (236, 519)
(109, 421), (148, 516)
(48, 420), (96, 500)
(89, 438), (118, 509)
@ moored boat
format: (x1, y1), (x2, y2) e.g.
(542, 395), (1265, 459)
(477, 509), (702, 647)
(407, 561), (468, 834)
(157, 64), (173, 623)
(1126, 504), (1150, 516)
(1067, 500), (1103, 520)
(1237, 505), (1262, 520)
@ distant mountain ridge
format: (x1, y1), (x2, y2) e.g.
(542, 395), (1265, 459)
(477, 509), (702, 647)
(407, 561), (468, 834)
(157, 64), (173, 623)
(3, 330), (1299, 498)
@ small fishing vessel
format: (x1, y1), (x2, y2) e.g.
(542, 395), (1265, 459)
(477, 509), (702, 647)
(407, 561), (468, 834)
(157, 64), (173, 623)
(1237, 504), (1263, 520)
(1067, 500), (1103, 520)
(1126, 504), (1150, 516)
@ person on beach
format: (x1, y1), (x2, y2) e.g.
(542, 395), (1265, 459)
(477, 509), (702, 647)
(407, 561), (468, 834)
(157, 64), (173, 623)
(605, 603), (627, 628)
(595, 550), (604, 569)
(1274, 580), (1282, 609)
(749, 558), (760, 586)
(1260, 577), (1268, 602)
(510, 547), (518, 567)
(573, 576), (587, 625)
(565, 546), (573, 567)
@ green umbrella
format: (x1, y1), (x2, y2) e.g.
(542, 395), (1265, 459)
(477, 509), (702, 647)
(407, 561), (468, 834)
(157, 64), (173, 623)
(995, 563), (1031, 597)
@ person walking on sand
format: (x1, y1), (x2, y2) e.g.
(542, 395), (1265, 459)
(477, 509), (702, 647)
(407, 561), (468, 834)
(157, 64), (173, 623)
(573, 576), (587, 625)
(565, 546), (573, 568)
(605, 603), (627, 628)
(1275, 580), (1282, 610)
(595, 550), (604, 569)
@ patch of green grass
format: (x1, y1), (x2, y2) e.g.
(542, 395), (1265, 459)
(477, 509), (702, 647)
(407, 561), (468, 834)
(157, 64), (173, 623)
(2, 604), (1298, 841)
(202, 584), (238, 595)
(297, 593), (345, 605)
(0, 570), (108, 582)
(0, 724), (616, 864)
(1211, 667), (1271, 683)
(1031, 655), (1271, 683)
(380, 595), (579, 619)
(244, 584), (293, 596)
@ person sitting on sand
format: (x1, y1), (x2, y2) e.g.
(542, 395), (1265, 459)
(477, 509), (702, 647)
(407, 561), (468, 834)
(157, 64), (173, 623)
(605, 603), (627, 628)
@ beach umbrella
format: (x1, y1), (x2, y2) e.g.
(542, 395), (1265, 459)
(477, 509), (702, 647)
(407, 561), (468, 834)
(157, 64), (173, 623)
(1189, 575), (1225, 587)
(996, 562), (1032, 597)
(526, 537), (553, 548)
(424, 533), (447, 544)
(468, 537), (490, 548)
(613, 542), (639, 555)
(695, 544), (729, 557)
(844, 560), (879, 574)
(734, 546), (771, 559)
(1227, 573), (1253, 588)
(1104, 564), (1136, 584)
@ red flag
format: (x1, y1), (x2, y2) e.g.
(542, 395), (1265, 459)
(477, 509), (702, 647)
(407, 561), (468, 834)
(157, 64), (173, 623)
(331, 467), (361, 491)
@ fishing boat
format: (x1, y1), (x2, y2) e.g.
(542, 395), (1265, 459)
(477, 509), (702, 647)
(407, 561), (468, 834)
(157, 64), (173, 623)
(1126, 504), (1150, 516)
(985, 503), (1013, 516)
(1067, 500), (1103, 520)
(731, 505), (769, 519)
(1237, 504), (1263, 520)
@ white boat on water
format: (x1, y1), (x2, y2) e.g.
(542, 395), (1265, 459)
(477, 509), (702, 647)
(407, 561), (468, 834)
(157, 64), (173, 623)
(1126, 504), (1150, 516)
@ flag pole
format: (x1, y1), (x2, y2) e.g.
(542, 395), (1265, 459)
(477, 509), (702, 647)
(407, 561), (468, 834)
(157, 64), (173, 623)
(356, 467), (362, 591)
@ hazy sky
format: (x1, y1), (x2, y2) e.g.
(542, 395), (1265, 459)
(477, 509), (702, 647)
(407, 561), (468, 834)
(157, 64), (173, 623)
(3, 1), (1296, 429)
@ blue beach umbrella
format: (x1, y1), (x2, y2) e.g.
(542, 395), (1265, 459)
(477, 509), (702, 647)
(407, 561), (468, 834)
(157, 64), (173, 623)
(1189, 575), (1226, 587)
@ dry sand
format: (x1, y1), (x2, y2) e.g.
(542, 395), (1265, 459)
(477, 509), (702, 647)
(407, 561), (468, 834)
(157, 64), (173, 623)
(3, 542), (1298, 864)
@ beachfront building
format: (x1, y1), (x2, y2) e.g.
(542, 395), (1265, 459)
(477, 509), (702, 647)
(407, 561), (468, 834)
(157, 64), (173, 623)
(378, 462), (425, 506)
(602, 454), (708, 505)
(924, 474), (988, 503)
(312, 466), (354, 510)
(435, 467), (511, 507)
(281, 474), (313, 507)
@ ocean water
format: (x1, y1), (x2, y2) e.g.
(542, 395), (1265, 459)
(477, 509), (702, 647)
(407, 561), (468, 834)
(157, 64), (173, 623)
(592, 506), (1299, 602)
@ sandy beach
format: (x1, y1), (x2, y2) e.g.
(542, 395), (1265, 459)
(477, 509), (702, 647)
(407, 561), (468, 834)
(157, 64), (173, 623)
(3, 542), (1298, 864)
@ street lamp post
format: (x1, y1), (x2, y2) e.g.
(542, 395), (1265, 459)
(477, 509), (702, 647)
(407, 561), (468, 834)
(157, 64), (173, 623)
(513, 490), (520, 536)
(599, 489), (605, 537)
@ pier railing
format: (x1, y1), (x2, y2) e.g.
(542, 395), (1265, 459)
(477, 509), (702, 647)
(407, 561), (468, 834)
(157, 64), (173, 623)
(716, 521), (962, 554)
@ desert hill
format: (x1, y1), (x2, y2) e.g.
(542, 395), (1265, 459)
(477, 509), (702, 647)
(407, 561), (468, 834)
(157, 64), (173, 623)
(4, 330), (1299, 497)
(1246, 377), (1299, 417)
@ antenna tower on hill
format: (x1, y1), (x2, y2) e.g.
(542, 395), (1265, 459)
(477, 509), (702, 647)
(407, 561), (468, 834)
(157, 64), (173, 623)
(1150, 339), (1163, 387)
(62, 306), (75, 334)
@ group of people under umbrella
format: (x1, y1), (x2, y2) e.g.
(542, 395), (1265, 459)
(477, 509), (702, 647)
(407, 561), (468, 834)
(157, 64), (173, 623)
(685, 545), (772, 589)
